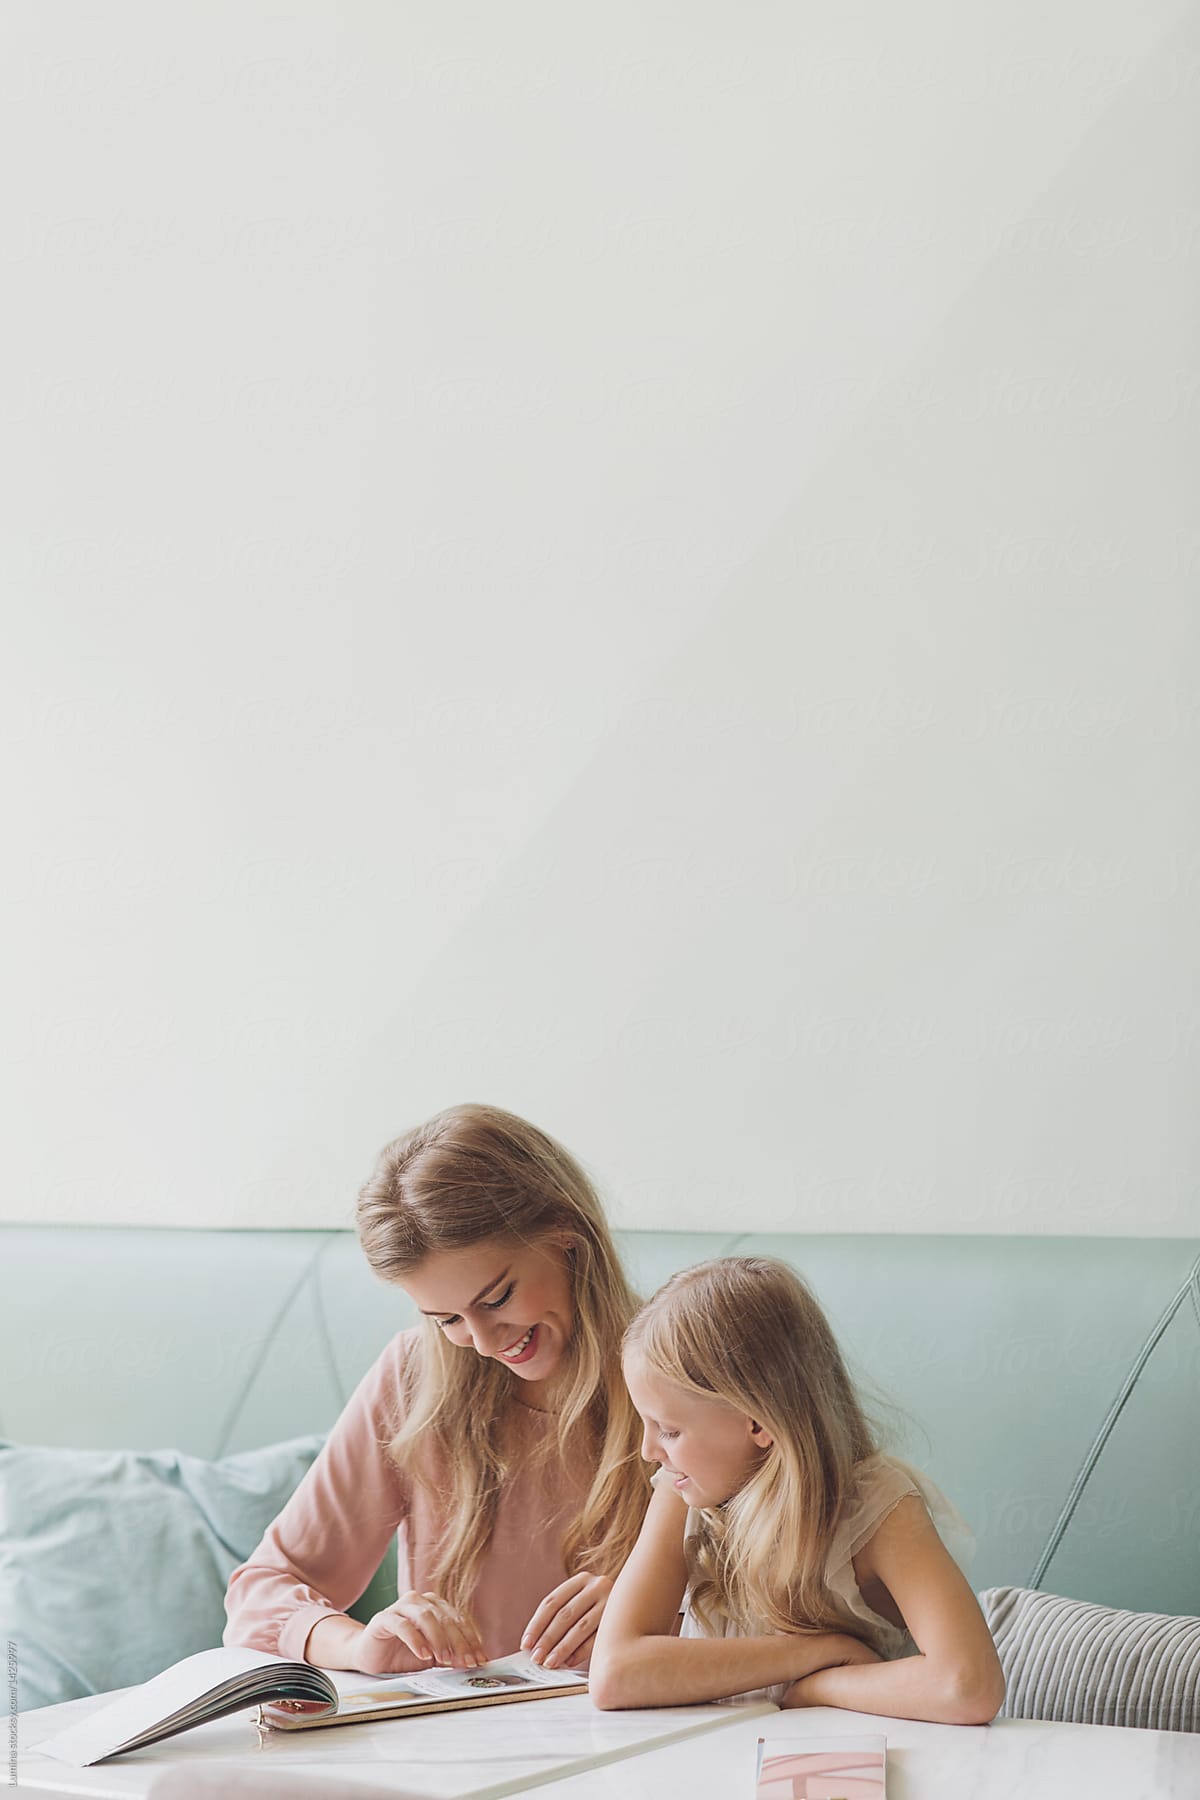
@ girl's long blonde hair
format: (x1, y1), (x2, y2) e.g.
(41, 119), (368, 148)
(624, 1256), (886, 1649)
(357, 1103), (649, 1611)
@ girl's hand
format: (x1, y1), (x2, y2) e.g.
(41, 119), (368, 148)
(521, 1571), (614, 1671)
(831, 1634), (883, 1668)
(782, 1633), (882, 1707)
(356, 1590), (487, 1674)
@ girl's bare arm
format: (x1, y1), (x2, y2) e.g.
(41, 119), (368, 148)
(589, 1485), (879, 1710)
(783, 1497), (1005, 1725)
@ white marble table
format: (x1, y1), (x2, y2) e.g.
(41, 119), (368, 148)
(16, 1689), (1200, 1799)
(13, 1688), (774, 1799)
(534, 1706), (1200, 1800)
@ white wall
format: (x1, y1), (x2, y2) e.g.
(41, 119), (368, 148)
(5, 3), (1197, 1234)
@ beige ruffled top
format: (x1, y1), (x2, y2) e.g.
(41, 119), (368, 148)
(652, 1453), (975, 1703)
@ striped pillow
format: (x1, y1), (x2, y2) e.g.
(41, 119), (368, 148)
(979, 1586), (1200, 1733)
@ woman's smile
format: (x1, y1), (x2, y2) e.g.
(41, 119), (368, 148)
(497, 1323), (539, 1363)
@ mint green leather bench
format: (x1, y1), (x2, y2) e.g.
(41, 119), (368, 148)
(3, 1225), (1197, 1703)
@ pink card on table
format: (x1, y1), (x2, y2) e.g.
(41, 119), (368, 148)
(755, 1734), (886, 1800)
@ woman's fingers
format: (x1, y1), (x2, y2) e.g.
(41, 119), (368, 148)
(357, 1614), (435, 1674)
(373, 1591), (486, 1669)
(533, 1589), (596, 1661)
(520, 1573), (589, 1652)
(384, 1616), (437, 1663)
(540, 1606), (603, 1670)
(525, 1573), (613, 1667)
(411, 1594), (485, 1668)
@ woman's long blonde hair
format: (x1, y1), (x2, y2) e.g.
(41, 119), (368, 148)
(357, 1103), (649, 1610)
(624, 1256), (886, 1649)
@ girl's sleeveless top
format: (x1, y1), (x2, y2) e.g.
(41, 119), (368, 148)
(652, 1452), (975, 1704)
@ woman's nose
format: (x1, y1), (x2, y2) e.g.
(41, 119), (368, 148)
(467, 1314), (510, 1358)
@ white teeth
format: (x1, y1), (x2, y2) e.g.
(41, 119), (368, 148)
(500, 1327), (534, 1359)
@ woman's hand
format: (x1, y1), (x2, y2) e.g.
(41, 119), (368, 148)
(356, 1590), (487, 1674)
(521, 1571), (614, 1671)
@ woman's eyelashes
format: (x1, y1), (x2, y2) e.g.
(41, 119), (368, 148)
(436, 1282), (516, 1329)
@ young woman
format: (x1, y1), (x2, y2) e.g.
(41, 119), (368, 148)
(591, 1257), (1004, 1724)
(224, 1104), (649, 1674)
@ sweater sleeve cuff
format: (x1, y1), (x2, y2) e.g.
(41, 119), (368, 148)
(277, 1604), (352, 1666)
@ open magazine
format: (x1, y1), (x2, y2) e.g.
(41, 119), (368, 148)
(39, 1646), (587, 1767)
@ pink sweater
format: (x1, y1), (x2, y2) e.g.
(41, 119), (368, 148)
(223, 1327), (587, 1666)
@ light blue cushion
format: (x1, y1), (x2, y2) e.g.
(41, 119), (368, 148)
(0, 1434), (324, 1712)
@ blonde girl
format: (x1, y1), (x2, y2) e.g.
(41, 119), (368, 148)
(226, 1105), (649, 1675)
(591, 1257), (1004, 1724)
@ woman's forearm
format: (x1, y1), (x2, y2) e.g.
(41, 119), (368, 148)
(784, 1649), (1005, 1726)
(590, 1630), (867, 1710)
(304, 1613), (370, 1668)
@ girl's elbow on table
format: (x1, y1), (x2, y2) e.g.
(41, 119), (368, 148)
(588, 1640), (658, 1711)
(942, 1653), (1007, 1726)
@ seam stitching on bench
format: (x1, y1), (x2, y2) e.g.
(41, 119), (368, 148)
(212, 1235), (339, 1458)
(311, 1232), (348, 1411)
(1028, 1251), (1200, 1591)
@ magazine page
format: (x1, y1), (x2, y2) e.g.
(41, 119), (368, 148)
(39, 1647), (335, 1767)
(327, 1650), (586, 1719)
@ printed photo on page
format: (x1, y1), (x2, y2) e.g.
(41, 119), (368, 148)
(330, 1652), (585, 1715)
